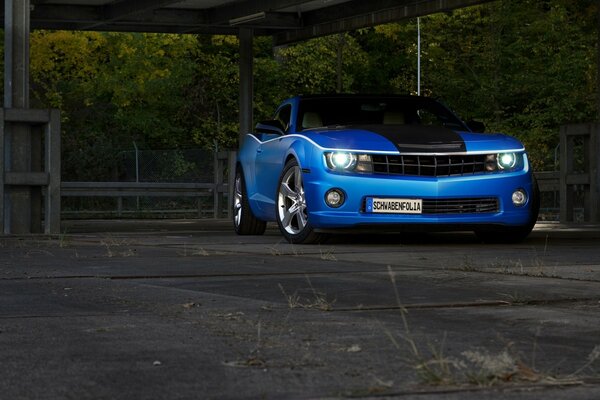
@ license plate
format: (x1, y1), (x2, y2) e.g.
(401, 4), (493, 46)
(366, 197), (422, 214)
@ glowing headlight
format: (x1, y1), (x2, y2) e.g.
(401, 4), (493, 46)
(332, 152), (356, 169)
(497, 153), (516, 170)
(325, 152), (372, 172)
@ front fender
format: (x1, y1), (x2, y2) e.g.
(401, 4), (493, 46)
(285, 138), (312, 170)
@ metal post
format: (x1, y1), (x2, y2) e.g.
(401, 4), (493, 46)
(4, 0), (34, 234)
(213, 151), (219, 218)
(238, 27), (253, 148)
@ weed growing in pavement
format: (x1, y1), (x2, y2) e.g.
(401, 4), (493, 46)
(58, 229), (70, 248)
(497, 291), (531, 304)
(457, 256), (558, 278)
(278, 276), (336, 311)
(569, 344), (600, 378)
(383, 265), (600, 386)
(319, 246), (337, 261)
(383, 265), (461, 384)
(490, 258), (525, 275)
(267, 239), (305, 257)
(267, 239), (284, 256)
(177, 244), (210, 257)
(459, 255), (476, 271)
(489, 257), (557, 278)
(100, 235), (136, 258)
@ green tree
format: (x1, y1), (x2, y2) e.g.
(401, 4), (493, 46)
(30, 31), (197, 180)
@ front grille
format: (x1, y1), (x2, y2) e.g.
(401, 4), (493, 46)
(361, 197), (499, 215)
(422, 198), (499, 214)
(372, 154), (487, 177)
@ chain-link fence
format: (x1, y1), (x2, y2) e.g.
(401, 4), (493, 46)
(62, 148), (233, 218)
(119, 148), (215, 183)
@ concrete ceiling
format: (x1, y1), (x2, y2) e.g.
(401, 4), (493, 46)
(4, 0), (493, 44)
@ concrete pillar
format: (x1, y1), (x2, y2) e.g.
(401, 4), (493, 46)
(3, 0), (38, 234)
(238, 27), (254, 148)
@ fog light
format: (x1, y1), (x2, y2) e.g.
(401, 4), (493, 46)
(512, 189), (527, 207)
(325, 189), (345, 208)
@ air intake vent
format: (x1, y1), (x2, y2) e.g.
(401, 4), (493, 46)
(422, 198), (499, 214)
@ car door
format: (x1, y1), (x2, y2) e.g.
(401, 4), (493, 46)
(253, 104), (292, 216)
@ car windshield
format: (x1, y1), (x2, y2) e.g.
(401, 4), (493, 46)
(297, 97), (468, 131)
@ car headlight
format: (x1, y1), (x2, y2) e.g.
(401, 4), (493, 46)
(484, 152), (523, 172)
(497, 152), (517, 170)
(324, 152), (372, 173)
(327, 152), (356, 170)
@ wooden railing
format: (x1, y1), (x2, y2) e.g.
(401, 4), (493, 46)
(61, 151), (236, 219)
(535, 171), (559, 193)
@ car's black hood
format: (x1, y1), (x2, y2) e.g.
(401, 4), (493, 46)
(351, 124), (466, 153)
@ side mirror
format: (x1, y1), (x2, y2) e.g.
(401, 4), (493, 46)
(255, 120), (285, 135)
(466, 120), (485, 133)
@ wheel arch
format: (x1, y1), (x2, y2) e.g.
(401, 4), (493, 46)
(234, 163), (263, 219)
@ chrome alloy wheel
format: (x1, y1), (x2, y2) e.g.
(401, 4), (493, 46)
(233, 174), (243, 228)
(277, 165), (307, 234)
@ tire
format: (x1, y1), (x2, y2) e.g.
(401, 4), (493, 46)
(233, 167), (266, 235)
(475, 178), (540, 243)
(276, 159), (327, 244)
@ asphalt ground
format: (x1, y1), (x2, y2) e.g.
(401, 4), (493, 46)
(1, 220), (600, 399)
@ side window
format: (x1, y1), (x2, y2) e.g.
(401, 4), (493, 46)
(275, 105), (292, 133)
(416, 108), (445, 127)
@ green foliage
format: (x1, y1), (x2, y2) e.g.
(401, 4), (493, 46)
(30, 31), (197, 180)
(276, 33), (368, 94)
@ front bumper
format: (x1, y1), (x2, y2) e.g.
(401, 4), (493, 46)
(303, 167), (535, 229)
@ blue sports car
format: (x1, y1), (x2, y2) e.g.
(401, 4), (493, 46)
(233, 95), (539, 244)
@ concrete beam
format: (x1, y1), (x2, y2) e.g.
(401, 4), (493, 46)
(209, 0), (311, 24)
(274, 0), (493, 45)
(83, 0), (201, 30)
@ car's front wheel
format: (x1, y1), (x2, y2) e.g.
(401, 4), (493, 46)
(276, 159), (326, 244)
(233, 168), (266, 235)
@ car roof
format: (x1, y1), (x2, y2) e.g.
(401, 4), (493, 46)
(296, 94), (429, 101)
